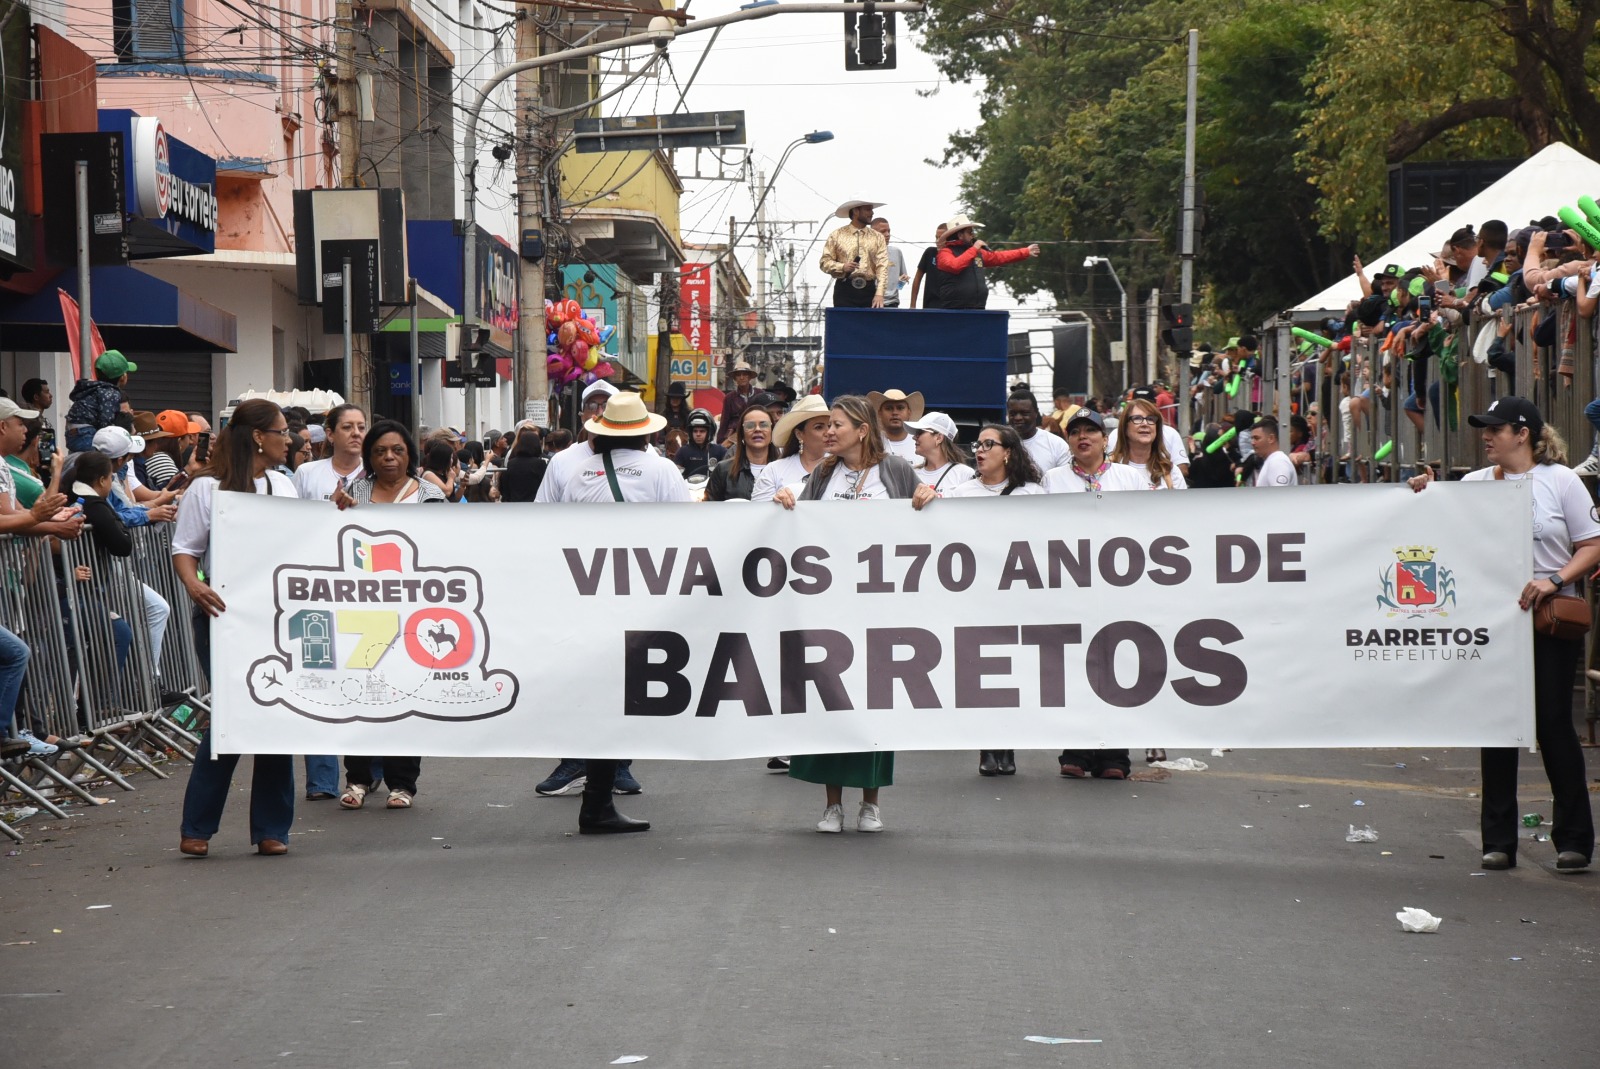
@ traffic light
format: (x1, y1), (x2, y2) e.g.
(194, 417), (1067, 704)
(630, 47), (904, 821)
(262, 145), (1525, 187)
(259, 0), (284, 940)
(1160, 302), (1193, 353)
(845, 4), (896, 70)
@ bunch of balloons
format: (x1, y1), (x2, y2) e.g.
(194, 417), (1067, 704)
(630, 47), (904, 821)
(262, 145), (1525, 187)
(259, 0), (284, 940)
(545, 298), (617, 386)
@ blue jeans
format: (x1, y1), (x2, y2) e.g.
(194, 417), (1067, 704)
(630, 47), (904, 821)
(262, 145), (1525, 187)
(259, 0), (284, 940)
(179, 607), (295, 843)
(66, 427), (96, 452)
(180, 729), (296, 844)
(304, 755), (340, 796)
(0, 624), (29, 737)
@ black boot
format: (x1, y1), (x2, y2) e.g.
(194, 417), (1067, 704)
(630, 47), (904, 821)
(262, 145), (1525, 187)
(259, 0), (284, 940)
(978, 751), (999, 776)
(997, 750), (1016, 775)
(578, 759), (649, 834)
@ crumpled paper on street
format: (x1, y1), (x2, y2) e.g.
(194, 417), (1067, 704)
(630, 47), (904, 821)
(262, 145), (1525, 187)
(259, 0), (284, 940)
(1150, 757), (1208, 771)
(1396, 907), (1441, 933)
(1346, 825), (1379, 843)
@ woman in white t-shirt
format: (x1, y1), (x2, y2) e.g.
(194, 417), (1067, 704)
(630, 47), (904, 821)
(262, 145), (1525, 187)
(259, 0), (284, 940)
(913, 422), (1041, 777)
(173, 399), (300, 859)
(773, 395), (917, 834)
(1109, 398), (1187, 490)
(752, 395), (831, 504)
(329, 420), (442, 812)
(706, 405), (776, 501)
(1042, 409), (1149, 495)
(905, 410), (977, 496)
(1410, 396), (1599, 873)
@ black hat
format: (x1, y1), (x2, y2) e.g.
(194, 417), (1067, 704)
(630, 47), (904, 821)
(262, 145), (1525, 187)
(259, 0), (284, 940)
(1131, 385), (1157, 402)
(1064, 409), (1106, 434)
(1467, 395), (1543, 439)
(748, 391), (782, 411)
(666, 381), (688, 399)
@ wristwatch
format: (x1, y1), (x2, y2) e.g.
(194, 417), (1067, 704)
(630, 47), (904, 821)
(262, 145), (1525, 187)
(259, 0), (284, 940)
(1551, 572), (1566, 588)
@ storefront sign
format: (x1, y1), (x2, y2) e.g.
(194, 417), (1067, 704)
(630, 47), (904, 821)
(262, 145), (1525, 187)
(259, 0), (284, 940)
(99, 110), (219, 257)
(0, 0), (33, 269)
(678, 263), (712, 355)
(209, 484), (1534, 758)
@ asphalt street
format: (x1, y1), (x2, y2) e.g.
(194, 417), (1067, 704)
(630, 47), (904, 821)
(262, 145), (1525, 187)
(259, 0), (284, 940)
(3, 743), (1597, 1069)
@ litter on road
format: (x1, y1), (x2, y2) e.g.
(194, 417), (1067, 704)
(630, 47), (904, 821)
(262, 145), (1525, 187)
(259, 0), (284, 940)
(1025, 1036), (1103, 1045)
(1151, 758), (1207, 771)
(1346, 825), (1379, 843)
(1396, 907), (1442, 933)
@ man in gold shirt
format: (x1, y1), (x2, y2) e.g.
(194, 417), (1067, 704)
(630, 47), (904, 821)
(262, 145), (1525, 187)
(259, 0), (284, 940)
(821, 199), (889, 309)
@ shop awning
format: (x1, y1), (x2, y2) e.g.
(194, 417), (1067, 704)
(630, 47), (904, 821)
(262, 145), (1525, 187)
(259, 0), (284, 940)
(0, 264), (236, 352)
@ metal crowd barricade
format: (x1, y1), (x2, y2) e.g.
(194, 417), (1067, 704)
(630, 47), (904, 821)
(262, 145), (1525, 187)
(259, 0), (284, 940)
(57, 528), (192, 774)
(130, 524), (208, 736)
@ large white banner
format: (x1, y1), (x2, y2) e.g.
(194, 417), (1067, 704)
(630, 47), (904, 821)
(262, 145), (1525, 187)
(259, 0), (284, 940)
(211, 483), (1535, 757)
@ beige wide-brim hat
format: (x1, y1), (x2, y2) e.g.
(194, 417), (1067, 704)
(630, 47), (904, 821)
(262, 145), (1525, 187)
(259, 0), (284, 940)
(835, 199), (885, 219)
(867, 389), (926, 422)
(773, 394), (831, 448)
(942, 214), (982, 237)
(585, 392), (667, 438)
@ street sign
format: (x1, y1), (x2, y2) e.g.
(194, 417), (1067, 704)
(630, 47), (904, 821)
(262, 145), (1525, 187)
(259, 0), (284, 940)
(320, 239), (380, 335)
(742, 336), (822, 353)
(573, 111), (746, 154)
(40, 132), (128, 266)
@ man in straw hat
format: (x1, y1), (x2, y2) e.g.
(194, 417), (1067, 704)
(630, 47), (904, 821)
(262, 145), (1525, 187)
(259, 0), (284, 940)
(935, 215), (1039, 310)
(867, 388), (925, 461)
(821, 199), (890, 309)
(719, 358), (760, 445)
(540, 391), (688, 834)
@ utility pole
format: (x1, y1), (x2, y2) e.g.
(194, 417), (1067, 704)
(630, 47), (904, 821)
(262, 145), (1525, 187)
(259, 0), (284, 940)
(1176, 27), (1199, 435)
(512, 5), (549, 427)
(755, 169), (768, 346)
(334, 0), (372, 410)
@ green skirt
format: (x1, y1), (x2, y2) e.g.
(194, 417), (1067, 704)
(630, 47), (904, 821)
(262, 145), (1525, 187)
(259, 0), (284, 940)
(788, 751), (894, 789)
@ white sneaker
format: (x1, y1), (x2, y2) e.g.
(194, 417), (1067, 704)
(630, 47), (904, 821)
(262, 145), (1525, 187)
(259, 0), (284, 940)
(857, 802), (884, 833)
(816, 804), (844, 833)
(1573, 454), (1600, 476)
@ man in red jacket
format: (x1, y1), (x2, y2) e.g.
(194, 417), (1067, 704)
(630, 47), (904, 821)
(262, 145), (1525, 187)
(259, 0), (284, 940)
(935, 215), (1039, 309)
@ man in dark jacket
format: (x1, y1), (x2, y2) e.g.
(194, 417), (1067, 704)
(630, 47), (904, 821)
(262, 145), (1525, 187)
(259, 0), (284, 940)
(65, 351), (136, 453)
(673, 411), (725, 478)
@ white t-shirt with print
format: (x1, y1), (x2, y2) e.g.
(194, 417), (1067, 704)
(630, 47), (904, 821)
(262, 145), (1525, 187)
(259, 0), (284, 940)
(1020, 430), (1071, 475)
(881, 434), (918, 461)
(751, 454), (815, 503)
(293, 457), (365, 502)
(171, 471), (299, 572)
(562, 448), (691, 504)
(819, 463), (888, 501)
(1126, 460), (1188, 490)
(534, 440), (597, 503)
(1042, 463), (1149, 494)
(1462, 463), (1600, 592)
(0, 461), (13, 508)
(916, 461), (978, 494)
(1106, 425), (1191, 467)
(1253, 450), (1297, 488)
(945, 478), (1045, 498)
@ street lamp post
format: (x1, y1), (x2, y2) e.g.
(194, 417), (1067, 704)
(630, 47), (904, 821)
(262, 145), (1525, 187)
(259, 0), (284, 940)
(1084, 256), (1129, 395)
(460, 3), (923, 429)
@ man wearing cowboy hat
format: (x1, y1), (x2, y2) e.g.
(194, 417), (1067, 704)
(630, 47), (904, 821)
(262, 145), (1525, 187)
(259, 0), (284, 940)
(719, 358), (760, 445)
(821, 199), (890, 309)
(935, 215), (1039, 310)
(868, 388), (925, 460)
(550, 391), (689, 835)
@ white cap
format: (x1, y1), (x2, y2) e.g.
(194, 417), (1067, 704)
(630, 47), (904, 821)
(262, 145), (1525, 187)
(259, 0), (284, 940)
(93, 426), (143, 457)
(581, 380), (619, 403)
(903, 411), (958, 443)
(0, 398), (40, 422)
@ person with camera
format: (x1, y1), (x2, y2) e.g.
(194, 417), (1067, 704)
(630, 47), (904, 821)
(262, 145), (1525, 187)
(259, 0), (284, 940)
(820, 199), (890, 310)
(935, 215), (1039, 310)
(1409, 397), (1597, 873)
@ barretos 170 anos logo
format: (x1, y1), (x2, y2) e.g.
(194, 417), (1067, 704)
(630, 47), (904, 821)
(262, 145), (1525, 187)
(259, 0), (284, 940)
(1375, 545), (1456, 618)
(246, 527), (518, 723)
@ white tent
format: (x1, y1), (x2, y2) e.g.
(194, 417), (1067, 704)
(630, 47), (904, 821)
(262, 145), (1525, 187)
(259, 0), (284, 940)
(1291, 142), (1600, 317)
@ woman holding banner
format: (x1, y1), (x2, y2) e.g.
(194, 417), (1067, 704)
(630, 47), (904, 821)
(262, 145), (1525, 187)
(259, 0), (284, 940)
(1411, 396), (1599, 872)
(773, 396), (917, 831)
(172, 399), (300, 857)
(904, 411), (976, 497)
(706, 405), (776, 502)
(912, 422), (1040, 776)
(751, 395), (830, 503)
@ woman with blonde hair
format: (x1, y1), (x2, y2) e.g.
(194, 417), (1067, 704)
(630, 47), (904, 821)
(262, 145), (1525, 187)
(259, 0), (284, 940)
(904, 411), (976, 496)
(773, 395), (918, 831)
(1109, 398), (1187, 490)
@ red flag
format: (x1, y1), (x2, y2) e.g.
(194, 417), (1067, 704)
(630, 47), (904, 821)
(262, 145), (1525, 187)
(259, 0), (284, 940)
(57, 289), (107, 381)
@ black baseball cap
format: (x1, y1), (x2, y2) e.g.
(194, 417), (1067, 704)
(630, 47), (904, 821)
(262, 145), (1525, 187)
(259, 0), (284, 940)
(1065, 410), (1106, 434)
(1467, 395), (1543, 438)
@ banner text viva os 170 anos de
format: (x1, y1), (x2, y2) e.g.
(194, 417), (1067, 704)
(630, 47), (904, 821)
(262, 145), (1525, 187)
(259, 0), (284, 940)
(211, 484), (1535, 758)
